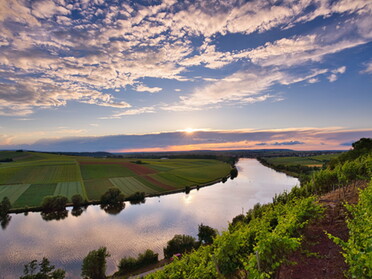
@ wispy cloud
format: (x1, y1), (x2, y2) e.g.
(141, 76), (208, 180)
(135, 84), (163, 93)
(0, 0), (371, 117)
(1, 128), (372, 152)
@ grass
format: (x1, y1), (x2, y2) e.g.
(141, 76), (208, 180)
(84, 178), (114, 201)
(54, 182), (86, 201)
(150, 173), (193, 188)
(109, 177), (158, 196)
(0, 184), (31, 204)
(0, 165), (80, 184)
(263, 154), (340, 167)
(80, 164), (136, 180)
(134, 176), (168, 192)
(13, 183), (57, 208)
(169, 164), (231, 184)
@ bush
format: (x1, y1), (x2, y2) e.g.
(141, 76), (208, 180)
(230, 167), (238, 179)
(20, 257), (65, 279)
(71, 194), (84, 207)
(127, 192), (145, 203)
(163, 234), (199, 259)
(118, 249), (158, 274)
(81, 247), (110, 279)
(100, 188), (125, 205)
(198, 223), (217, 245)
(0, 196), (11, 217)
(41, 196), (68, 212)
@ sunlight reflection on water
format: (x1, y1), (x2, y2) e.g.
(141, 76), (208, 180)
(0, 159), (298, 278)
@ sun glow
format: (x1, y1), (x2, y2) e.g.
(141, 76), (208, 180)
(184, 128), (196, 134)
(178, 128), (206, 134)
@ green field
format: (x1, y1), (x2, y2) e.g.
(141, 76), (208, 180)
(262, 153), (340, 167)
(0, 151), (231, 209)
(80, 164), (136, 179)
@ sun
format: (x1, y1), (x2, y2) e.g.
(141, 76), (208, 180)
(184, 127), (196, 134)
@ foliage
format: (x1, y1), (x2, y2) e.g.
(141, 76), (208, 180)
(71, 194), (84, 207)
(81, 247), (110, 279)
(0, 196), (11, 217)
(163, 234), (199, 259)
(328, 181), (372, 279)
(41, 195), (68, 213)
(20, 257), (65, 279)
(118, 249), (158, 274)
(198, 223), (217, 245)
(328, 138), (372, 168)
(127, 191), (146, 203)
(147, 197), (323, 278)
(230, 167), (238, 179)
(100, 187), (125, 205)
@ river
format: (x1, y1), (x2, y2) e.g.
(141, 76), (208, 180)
(0, 159), (299, 278)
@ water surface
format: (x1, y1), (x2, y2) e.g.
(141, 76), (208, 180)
(0, 159), (298, 278)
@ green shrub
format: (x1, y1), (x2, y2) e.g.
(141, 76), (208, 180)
(41, 196), (68, 212)
(163, 234), (199, 259)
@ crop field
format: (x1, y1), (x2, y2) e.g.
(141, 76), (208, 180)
(80, 163), (136, 179)
(0, 151), (231, 209)
(263, 153), (340, 167)
(54, 182), (85, 201)
(84, 178), (114, 201)
(109, 177), (158, 195)
(12, 183), (57, 208)
(0, 184), (31, 204)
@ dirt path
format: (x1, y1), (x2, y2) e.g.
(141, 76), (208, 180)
(278, 183), (365, 279)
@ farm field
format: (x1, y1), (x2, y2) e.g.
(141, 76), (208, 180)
(0, 151), (231, 210)
(262, 153), (340, 167)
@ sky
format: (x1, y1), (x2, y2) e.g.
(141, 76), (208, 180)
(0, 0), (371, 152)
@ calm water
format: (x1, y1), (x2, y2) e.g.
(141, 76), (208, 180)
(0, 159), (298, 278)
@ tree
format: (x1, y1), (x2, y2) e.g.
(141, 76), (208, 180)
(118, 249), (158, 274)
(100, 188), (125, 205)
(0, 196), (11, 217)
(71, 194), (84, 208)
(198, 223), (217, 245)
(230, 167), (238, 179)
(41, 196), (68, 213)
(163, 234), (199, 258)
(81, 247), (110, 279)
(20, 257), (65, 279)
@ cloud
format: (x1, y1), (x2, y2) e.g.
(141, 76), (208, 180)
(333, 66), (346, 74)
(308, 78), (319, 83)
(241, 34), (367, 68)
(111, 107), (156, 117)
(327, 74), (338, 82)
(165, 67), (333, 110)
(135, 84), (163, 93)
(361, 60), (372, 73)
(257, 141), (305, 146)
(0, 0), (371, 116)
(1, 128), (372, 152)
(31, 0), (70, 19)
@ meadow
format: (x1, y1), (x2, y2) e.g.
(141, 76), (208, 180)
(0, 152), (231, 210)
